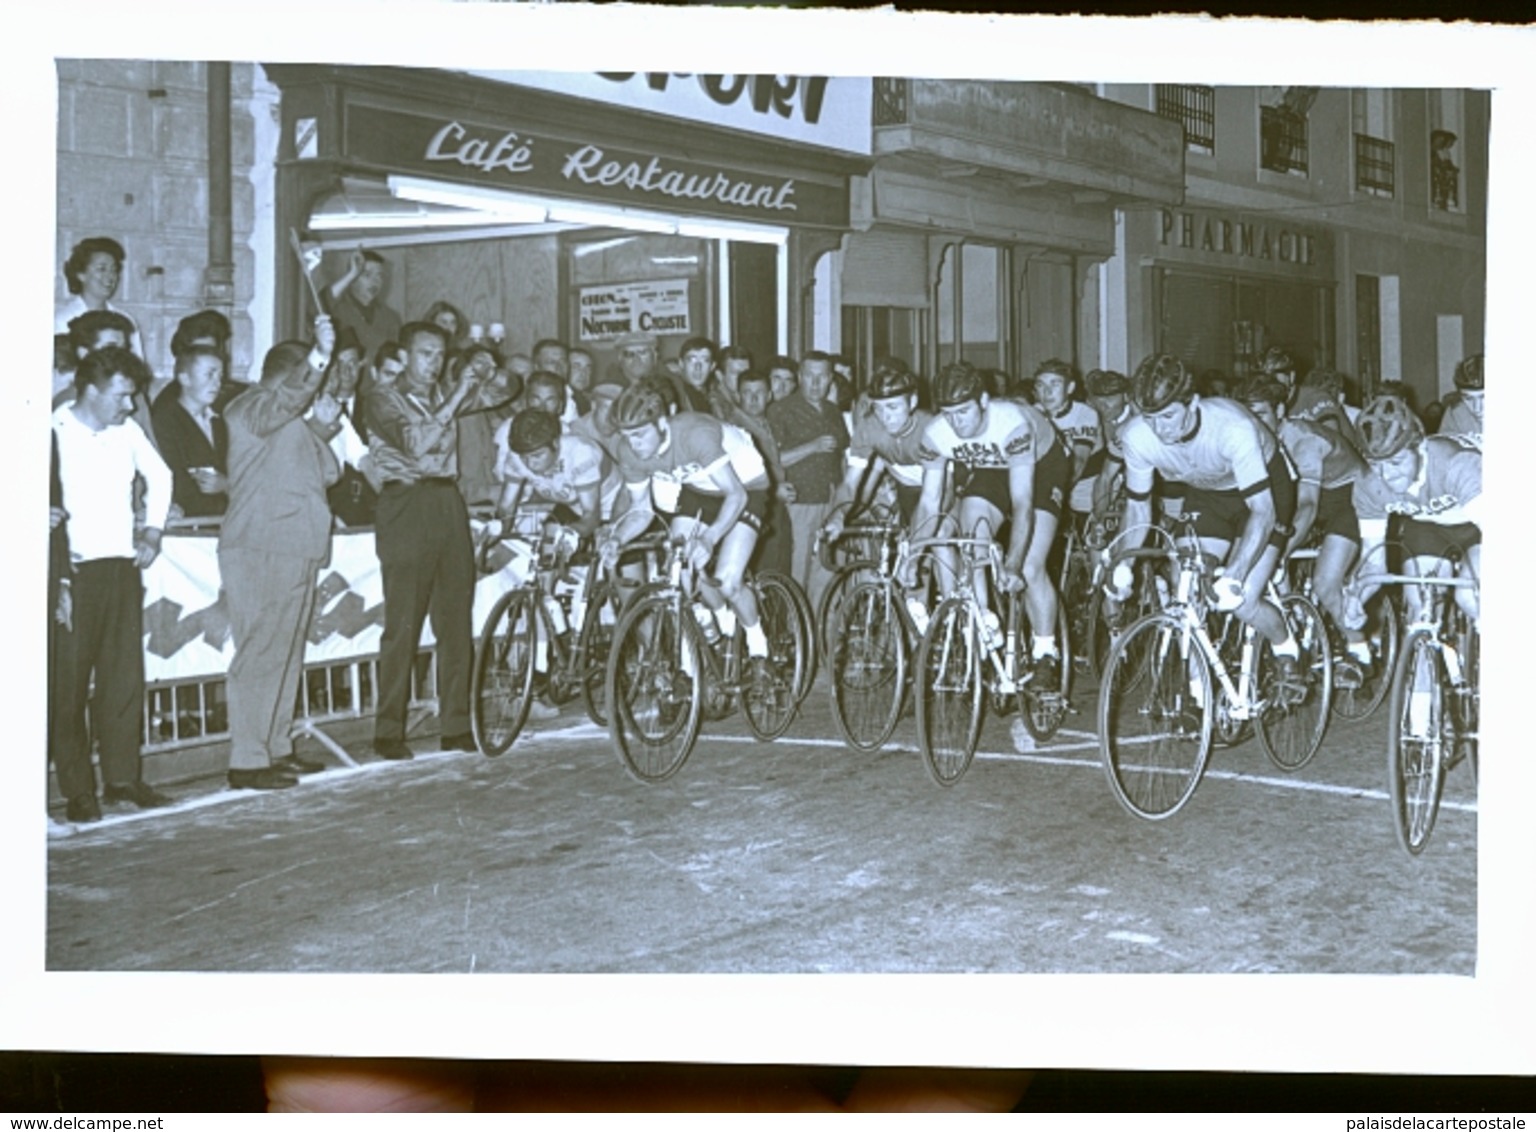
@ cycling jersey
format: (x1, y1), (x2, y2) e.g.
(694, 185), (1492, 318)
(493, 427), (604, 509)
(1121, 397), (1278, 498)
(920, 398), (1069, 518)
(1353, 435), (1481, 530)
(919, 398), (1051, 472)
(847, 399), (932, 489)
(1048, 400), (1102, 512)
(616, 410), (769, 513)
(1048, 400), (1102, 456)
(1277, 416), (1366, 490)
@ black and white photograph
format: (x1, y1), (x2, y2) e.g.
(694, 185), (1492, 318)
(6, 6), (1532, 1076)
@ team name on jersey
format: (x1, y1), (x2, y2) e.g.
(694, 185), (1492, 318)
(930, 434), (1032, 467)
(1385, 493), (1463, 518)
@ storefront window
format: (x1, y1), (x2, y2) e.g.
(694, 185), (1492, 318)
(568, 232), (714, 381)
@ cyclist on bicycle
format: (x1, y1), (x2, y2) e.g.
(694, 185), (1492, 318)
(911, 361), (1070, 693)
(1082, 368), (1134, 530)
(1346, 393), (1481, 633)
(493, 406), (606, 539)
(1437, 353), (1484, 442)
(1241, 374), (1372, 688)
(1113, 353), (1305, 689)
(596, 378), (776, 682)
(823, 358), (932, 539)
(1033, 359), (1101, 535)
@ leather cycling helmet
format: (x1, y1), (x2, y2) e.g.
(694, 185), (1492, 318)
(867, 361), (918, 401)
(933, 362), (987, 408)
(1454, 353), (1484, 392)
(611, 379), (671, 429)
(508, 408), (562, 455)
(1356, 394), (1425, 461)
(1130, 353), (1195, 414)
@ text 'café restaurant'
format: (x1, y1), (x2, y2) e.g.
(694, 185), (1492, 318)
(265, 66), (873, 372)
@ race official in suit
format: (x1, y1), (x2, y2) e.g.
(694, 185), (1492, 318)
(217, 317), (341, 790)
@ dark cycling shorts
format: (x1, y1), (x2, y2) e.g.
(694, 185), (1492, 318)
(1184, 448), (1297, 549)
(1315, 482), (1361, 545)
(671, 485), (767, 533)
(1400, 518), (1480, 561)
(952, 437), (1071, 522)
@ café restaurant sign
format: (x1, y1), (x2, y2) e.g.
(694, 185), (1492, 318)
(1150, 206), (1333, 281)
(346, 103), (848, 228)
(463, 70), (873, 156)
(578, 280), (691, 341)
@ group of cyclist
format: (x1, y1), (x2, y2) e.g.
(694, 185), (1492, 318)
(482, 332), (1483, 747)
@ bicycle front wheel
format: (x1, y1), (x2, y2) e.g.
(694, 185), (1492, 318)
(743, 573), (808, 740)
(1387, 627), (1448, 855)
(1098, 612), (1214, 820)
(760, 570), (816, 704)
(576, 581), (620, 727)
(1258, 594), (1333, 772)
(606, 594), (703, 784)
(830, 580), (908, 752)
(1333, 593), (1400, 721)
(815, 561), (876, 681)
(915, 597), (984, 787)
(471, 589), (539, 757)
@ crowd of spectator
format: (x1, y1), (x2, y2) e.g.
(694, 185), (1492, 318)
(48, 233), (1479, 823)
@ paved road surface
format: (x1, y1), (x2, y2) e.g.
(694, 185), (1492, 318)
(47, 678), (1476, 974)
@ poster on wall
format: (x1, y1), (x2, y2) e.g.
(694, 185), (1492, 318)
(578, 279), (691, 341)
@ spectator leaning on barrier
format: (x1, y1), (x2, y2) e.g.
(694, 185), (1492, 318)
(151, 345), (230, 520)
(50, 346), (173, 822)
(365, 321), (503, 761)
(218, 317), (343, 790)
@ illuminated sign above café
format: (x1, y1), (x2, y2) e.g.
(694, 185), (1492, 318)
(463, 70), (874, 156)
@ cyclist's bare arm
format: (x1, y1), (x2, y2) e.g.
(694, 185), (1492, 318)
(700, 460), (749, 552)
(569, 481), (603, 538)
(1288, 478), (1322, 556)
(603, 481), (657, 551)
(494, 478), (525, 526)
(1226, 487), (1278, 585)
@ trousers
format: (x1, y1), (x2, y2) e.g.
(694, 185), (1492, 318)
(51, 558), (145, 799)
(373, 481), (475, 742)
(219, 548), (323, 771)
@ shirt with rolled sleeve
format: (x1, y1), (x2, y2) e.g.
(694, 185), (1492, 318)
(52, 405), (171, 563)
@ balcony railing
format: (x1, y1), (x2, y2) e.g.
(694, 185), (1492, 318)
(1354, 132), (1395, 196)
(1156, 84), (1215, 151)
(1260, 105), (1308, 176)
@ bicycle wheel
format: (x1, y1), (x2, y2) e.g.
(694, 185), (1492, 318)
(576, 581), (621, 727)
(1446, 605), (1479, 784)
(1386, 627), (1448, 855)
(1257, 594), (1333, 771)
(1098, 612), (1214, 820)
(471, 589), (538, 757)
(606, 593), (702, 784)
(1333, 593), (1400, 721)
(743, 573), (808, 740)
(762, 570), (816, 704)
(830, 580), (908, 752)
(815, 560), (876, 677)
(915, 597), (984, 787)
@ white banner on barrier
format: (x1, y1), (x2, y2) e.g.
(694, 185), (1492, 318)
(141, 530), (520, 684)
